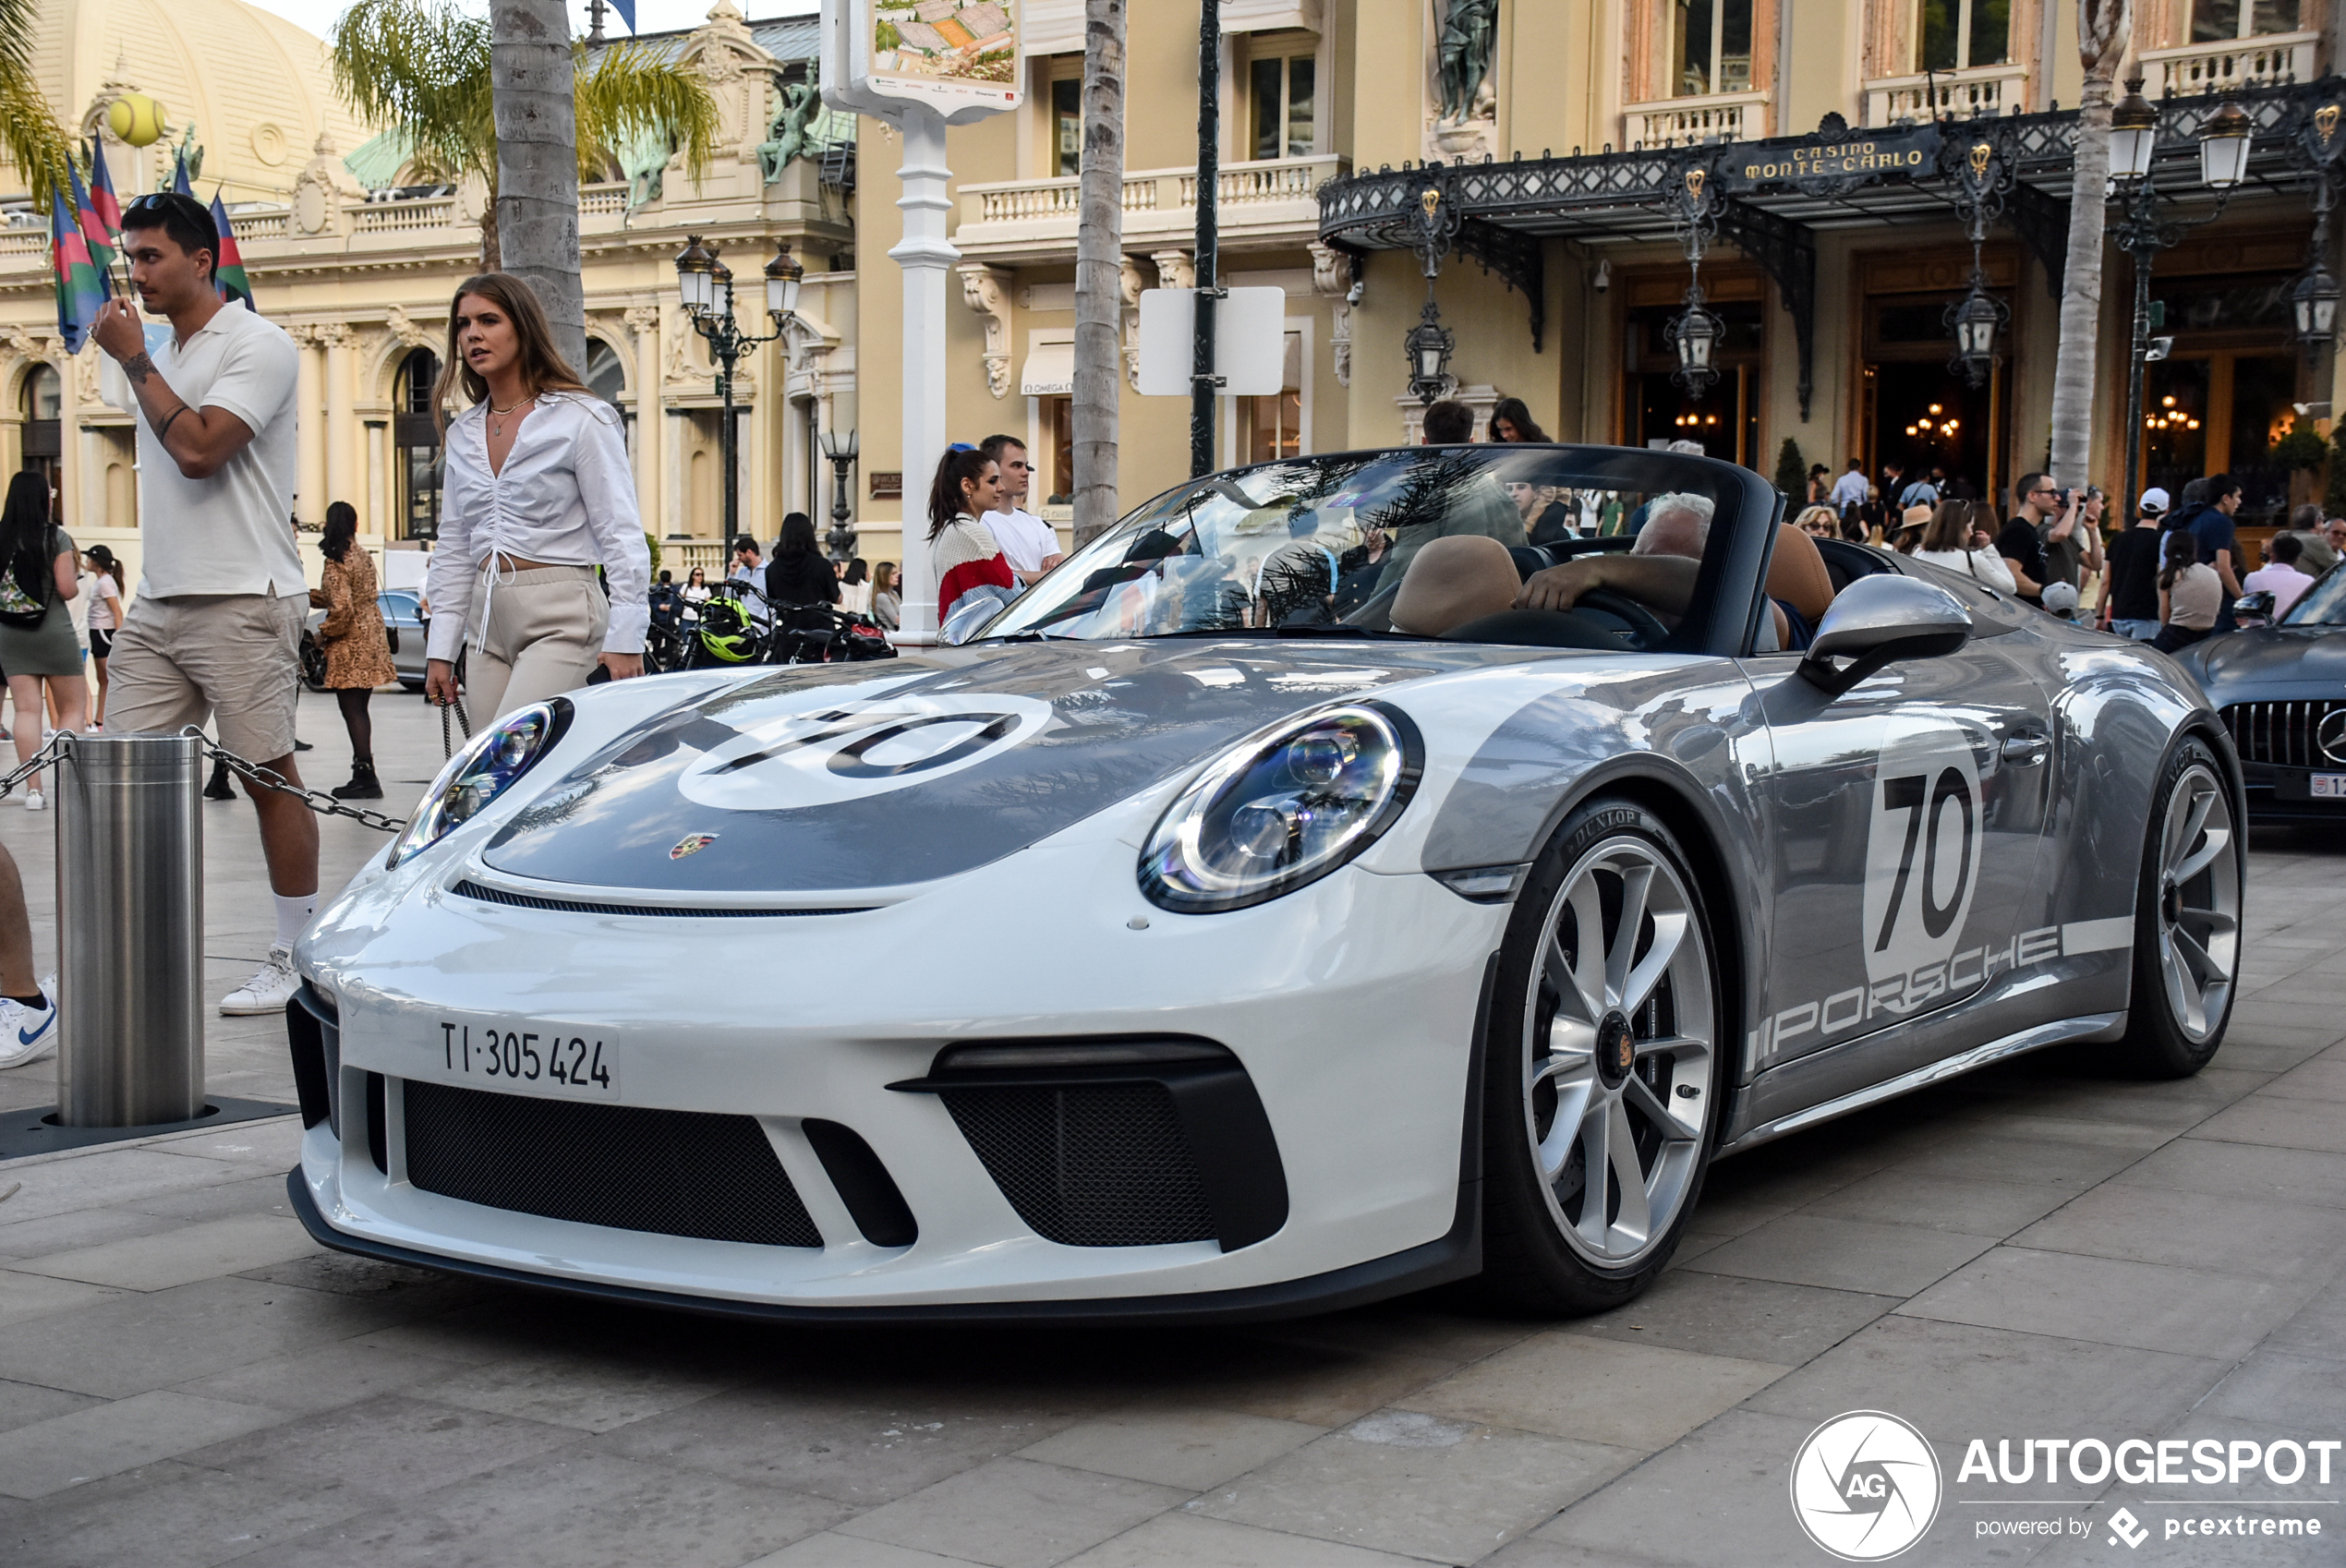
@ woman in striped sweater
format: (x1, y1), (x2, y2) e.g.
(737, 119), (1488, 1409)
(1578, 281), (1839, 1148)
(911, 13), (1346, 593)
(927, 446), (1016, 628)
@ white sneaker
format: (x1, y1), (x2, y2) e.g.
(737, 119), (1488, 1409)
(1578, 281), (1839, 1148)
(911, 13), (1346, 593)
(221, 944), (300, 1016)
(22, 790), (42, 812)
(0, 979), (58, 1069)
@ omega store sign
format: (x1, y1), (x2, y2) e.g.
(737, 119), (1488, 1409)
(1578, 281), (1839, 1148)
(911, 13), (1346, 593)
(1717, 123), (1943, 193)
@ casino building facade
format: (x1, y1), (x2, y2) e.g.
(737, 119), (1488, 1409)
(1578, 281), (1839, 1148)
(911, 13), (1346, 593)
(4, 0), (2346, 589)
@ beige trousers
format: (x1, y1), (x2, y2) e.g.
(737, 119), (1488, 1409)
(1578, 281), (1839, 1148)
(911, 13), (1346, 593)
(463, 564), (607, 721)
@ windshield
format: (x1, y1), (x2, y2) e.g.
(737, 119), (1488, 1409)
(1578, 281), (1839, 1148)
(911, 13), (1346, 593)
(982, 448), (1747, 646)
(2282, 562), (2346, 626)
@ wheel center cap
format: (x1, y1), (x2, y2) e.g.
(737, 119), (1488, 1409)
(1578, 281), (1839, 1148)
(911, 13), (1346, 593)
(1596, 1012), (1635, 1089)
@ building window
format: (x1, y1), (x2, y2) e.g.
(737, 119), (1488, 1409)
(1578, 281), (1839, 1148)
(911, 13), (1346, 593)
(2192, 0), (2300, 42)
(1918, 0), (2011, 70)
(1248, 51), (1316, 160)
(393, 349), (442, 542)
(18, 365), (59, 493)
(1245, 392), (1302, 464)
(1674, 0), (1753, 96)
(1053, 75), (1081, 175)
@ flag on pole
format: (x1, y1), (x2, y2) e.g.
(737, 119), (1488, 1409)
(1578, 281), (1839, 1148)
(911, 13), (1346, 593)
(67, 163), (115, 294)
(210, 187), (252, 309)
(50, 183), (105, 354)
(172, 148), (194, 199)
(85, 143), (124, 252)
(607, 0), (636, 31)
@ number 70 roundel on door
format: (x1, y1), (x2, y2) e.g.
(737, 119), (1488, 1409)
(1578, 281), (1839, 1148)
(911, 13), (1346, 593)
(1859, 718), (1985, 990)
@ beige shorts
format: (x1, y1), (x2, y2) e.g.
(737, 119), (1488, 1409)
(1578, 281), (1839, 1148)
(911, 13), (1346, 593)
(107, 593), (305, 764)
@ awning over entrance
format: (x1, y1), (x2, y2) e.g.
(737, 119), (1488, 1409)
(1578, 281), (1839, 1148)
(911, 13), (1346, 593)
(1316, 81), (2340, 419)
(1021, 341), (1073, 397)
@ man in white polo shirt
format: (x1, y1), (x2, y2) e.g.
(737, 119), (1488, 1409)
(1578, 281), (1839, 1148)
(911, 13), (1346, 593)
(91, 190), (316, 1016)
(977, 434), (1063, 585)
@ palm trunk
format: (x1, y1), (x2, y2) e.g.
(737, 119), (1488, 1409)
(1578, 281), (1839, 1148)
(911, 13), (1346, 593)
(2049, 0), (2130, 495)
(1070, 0), (1126, 547)
(489, 0), (586, 372)
(478, 199), (500, 271)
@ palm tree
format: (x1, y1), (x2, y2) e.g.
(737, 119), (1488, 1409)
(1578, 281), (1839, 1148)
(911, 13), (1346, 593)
(2049, 0), (2130, 501)
(0, 0), (73, 206)
(1071, 0), (1126, 546)
(330, 0), (719, 283)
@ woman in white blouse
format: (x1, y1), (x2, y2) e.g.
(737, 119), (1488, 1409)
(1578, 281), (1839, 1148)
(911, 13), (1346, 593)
(423, 273), (649, 720)
(1910, 500), (2017, 593)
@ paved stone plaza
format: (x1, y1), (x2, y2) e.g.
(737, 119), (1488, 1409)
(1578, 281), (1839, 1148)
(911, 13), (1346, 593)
(0, 691), (2337, 1566)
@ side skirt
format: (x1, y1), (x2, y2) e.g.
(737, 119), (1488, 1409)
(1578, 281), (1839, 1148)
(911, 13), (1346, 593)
(1715, 1010), (2124, 1157)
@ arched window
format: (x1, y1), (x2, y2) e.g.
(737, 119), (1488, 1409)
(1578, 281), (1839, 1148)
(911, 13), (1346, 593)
(18, 366), (59, 491)
(586, 338), (625, 406)
(394, 349), (443, 540)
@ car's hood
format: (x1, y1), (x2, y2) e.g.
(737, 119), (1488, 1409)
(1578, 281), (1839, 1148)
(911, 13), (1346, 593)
(2174, 624), (2346, 694)
(480, 639), (1564, 892)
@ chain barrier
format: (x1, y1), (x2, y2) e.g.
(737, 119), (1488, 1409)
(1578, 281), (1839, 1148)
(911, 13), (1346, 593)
(0, 736), (71, 800)
(195, 738), (406, 835)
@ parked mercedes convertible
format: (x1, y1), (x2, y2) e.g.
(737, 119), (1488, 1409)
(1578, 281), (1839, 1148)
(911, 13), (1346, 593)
(284, 444), (2244, 1322)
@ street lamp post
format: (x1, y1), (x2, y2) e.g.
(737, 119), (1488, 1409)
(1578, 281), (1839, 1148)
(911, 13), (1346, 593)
(821, 428), (859, 562)
(2110, 83), (2249, 526)
(1942, 134), (2013, 390)
(673, 235), (803, 555)
(1404, 178), (1460, 407)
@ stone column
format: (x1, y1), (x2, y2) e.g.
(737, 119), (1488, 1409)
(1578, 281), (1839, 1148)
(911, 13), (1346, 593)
(365, 421), (387, 540)
(626, 306), (663, 534)
(322, 324), (355, 518)
(293, 328), (325, 526)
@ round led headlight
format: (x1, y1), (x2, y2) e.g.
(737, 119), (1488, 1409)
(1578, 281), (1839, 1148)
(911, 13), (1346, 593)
(388, 699), (572, 868)
(1140, 703), (1422, 913)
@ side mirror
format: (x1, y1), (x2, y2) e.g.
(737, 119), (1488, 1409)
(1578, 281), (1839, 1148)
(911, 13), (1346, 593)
(1797, 574), (1972, 696)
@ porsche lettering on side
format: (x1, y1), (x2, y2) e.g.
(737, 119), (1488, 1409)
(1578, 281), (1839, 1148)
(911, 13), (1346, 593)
(284, 445), (2243, 1322)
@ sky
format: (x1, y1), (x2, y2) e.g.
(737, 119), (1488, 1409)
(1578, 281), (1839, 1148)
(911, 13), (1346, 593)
(234, 0), (818, 45)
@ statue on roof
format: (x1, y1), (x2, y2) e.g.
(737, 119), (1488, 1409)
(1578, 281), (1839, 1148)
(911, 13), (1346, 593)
(621, 127), (674, 214)
(162, 123), (203, 190)
(757, 73), (823, 184)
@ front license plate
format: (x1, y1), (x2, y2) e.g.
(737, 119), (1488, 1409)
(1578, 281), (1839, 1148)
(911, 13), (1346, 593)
(434, 1021), (619, 1097)
(2312, 775), (2346, 798)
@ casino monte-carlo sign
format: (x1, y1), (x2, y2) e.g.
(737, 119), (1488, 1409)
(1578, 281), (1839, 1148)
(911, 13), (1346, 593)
(1715, 122), (1943, 195)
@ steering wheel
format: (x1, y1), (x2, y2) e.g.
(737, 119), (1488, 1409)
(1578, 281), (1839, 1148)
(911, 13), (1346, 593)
(1572, 586), (1673, 649)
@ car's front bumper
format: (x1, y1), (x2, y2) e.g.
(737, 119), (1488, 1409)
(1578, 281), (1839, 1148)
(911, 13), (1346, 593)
(289, 830), (1509, 1319)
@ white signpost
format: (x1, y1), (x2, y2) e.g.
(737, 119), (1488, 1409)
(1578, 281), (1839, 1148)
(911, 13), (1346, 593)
(821, 0), (1020, 643)
(1133, 286), (1287, 399)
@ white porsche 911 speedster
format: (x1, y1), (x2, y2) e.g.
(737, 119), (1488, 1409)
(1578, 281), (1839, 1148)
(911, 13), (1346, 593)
(285, 444), (2243, 1322)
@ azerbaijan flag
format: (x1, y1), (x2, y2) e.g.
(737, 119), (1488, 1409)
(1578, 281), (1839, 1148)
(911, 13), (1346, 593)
(211, 187), (252, 308)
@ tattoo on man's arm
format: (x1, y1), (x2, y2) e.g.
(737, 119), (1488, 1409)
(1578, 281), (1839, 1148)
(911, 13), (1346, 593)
(122, 352), (153, 385)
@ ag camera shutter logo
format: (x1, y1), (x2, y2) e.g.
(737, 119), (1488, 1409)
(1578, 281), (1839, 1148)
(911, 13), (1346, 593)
(1790, 1411), (1942, 1561)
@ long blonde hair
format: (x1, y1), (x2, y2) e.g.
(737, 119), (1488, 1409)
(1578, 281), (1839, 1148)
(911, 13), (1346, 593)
(431, 272), (592, 436)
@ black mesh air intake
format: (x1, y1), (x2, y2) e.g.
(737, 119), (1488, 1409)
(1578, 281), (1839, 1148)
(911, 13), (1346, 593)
(939, 1082), (1217, 1248)
(401, 1080), (821, 1247)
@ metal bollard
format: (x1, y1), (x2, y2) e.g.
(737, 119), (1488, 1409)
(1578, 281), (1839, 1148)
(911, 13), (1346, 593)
(54, 732), (206, 1128)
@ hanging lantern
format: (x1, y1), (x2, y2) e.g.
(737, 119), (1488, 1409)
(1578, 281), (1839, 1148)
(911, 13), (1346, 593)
(1668, 291), (1723, 396)
(1946, 279), (2007, 388)
(1403, 313), (1455, 407)
(2293, 262), (2340, 356)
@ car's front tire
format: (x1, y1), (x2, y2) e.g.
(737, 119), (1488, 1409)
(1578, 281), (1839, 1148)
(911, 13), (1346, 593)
(2114, 738), (2242, 1078)
(1478, 796), (1724, 1314)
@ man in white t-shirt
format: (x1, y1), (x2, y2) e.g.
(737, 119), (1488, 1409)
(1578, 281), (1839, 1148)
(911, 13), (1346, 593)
(92, 191), (315, 1017)
(978, 434), (1063, 584)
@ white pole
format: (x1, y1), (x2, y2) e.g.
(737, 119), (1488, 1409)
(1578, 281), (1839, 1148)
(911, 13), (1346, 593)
(890, 104), (955, 645)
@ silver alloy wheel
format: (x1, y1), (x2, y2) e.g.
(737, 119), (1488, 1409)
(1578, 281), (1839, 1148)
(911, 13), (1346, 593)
(1525, 834), (1714, 1268)
(2156, 762), (2240, 1043)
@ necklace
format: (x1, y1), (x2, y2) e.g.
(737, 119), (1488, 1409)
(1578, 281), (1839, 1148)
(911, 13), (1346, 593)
(488, 393), (535, 440)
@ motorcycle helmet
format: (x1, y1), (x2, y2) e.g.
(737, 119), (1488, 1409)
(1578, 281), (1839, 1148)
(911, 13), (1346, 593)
(696, 597), (760, 664)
